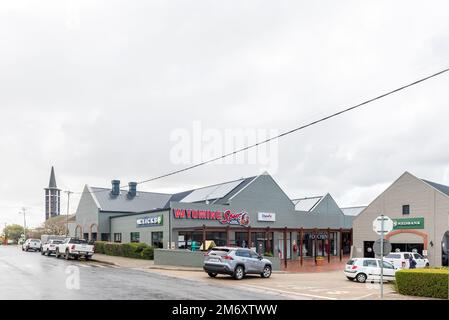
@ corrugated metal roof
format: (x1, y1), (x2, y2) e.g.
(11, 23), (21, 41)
(180, 179), (245, 203)
(292, 196), (323, 212)
(340, 206), (366, 216)
(91, 187), (172, 213)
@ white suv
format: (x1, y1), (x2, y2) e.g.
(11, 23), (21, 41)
(22, 239), (41, 252)
(344, 258), (396, 283)
(384, 252), (429, 269)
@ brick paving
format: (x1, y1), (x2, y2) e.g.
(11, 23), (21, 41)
(280, 255), (350, 273)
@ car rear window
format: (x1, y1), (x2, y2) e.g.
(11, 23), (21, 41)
(52, 240), (63, 244)
(404, 253), (410, 259)
(346, 259), (356, 265)
(209, 248), (230, 256)
(69, 239), (88, 244)
(386, 254), (401, 259)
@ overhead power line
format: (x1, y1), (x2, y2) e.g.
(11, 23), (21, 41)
(136, 67), (449, 185)
(70, 67), (449, 195)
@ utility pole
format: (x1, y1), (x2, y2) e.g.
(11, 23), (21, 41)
(18, 207), (27, 240)
(64, 191), (73, 236)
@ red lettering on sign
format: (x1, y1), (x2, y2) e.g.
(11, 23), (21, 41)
(174, 209), (185, 219)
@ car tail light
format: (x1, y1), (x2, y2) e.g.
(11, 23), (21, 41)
(71, 245), (76, 250)
(351, 265), (358, 270)
(223, 255), (233, 260)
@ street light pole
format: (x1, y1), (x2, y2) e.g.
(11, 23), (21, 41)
(65, 191), (73, 236)
(19, 207), (27, 240)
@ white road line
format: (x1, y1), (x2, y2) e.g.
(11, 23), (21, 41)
(238, 284), (338, 300)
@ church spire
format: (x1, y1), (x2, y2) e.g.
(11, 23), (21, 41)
(49, 166), (57, 189)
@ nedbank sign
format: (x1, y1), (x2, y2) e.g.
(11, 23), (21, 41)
(393, 217), (424, 230)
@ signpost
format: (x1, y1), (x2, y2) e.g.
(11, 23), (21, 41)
(372, 215), (393, 299)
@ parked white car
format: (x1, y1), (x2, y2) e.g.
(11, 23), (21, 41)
(22, 239), (41, 252)
(384, 252), (429, 269)
(41, 239), (64, 256)
(344, 258), (396, 283)
(55, 237), (94, 260)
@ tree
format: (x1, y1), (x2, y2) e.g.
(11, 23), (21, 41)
(3, 224), (24, 243)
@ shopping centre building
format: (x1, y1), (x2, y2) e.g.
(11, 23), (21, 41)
(74, 172), (354, 267)
(352, 172), (449, 266)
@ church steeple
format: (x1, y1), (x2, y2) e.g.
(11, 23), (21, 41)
(45, 166), (61, 220)
(49, 166), (57, 189)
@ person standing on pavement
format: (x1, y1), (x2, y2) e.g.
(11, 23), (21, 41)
(409, 255), (417, 269)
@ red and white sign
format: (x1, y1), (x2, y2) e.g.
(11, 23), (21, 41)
(258, 212), (276, 222)
(172, 209), (250, 227)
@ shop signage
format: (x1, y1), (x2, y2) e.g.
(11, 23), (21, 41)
(136, 215), (163, 227)
(258, 212), (276, 222)
(172, 208), (250, 227)
(393, 217), (424, 230)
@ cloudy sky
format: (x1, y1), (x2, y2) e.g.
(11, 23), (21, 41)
(1, 0), (449, 228)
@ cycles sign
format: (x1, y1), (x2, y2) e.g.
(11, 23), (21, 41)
(172, 208), (250, 227)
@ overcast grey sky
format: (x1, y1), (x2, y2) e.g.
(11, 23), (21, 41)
(1, 0), (449, 228)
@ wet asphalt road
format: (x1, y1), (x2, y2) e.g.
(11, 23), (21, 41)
(0, 245), (286, 300)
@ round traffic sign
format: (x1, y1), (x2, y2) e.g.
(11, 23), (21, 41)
(373, 239), (392, 256)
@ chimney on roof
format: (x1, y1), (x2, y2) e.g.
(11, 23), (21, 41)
(128, 182), (137, 198)
(111, 180), (120, 196)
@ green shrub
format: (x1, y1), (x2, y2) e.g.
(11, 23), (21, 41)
(94, 241), (154, 260)
(141, 247), (154, 260)
(395, 268), (449, 300)
(94, 241), (106, 254)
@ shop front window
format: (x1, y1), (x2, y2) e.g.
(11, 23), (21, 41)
(130, 232), (140, 243)
(234, 232), (273, 254)
(178, 232), (203, 250)
(151, 232), (163, 249)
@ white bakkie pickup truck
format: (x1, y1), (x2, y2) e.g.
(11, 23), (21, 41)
(55, 237), (94, 260)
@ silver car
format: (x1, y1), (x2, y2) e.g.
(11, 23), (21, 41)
(203, 247), (272, 280)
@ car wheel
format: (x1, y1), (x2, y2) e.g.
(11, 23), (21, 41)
(65, 250), (70, 260)
(46, 249), (50, 256)
(356, 273), (367, 283)
(208, 273), (218, 278)
(55, 249), (60, 259)
(425, 263), (429, 267)
(234, 266), (244, 280)
(261, 265), (272, 278)
(85, 255), (90, 261)
(41, 250), (45, 255)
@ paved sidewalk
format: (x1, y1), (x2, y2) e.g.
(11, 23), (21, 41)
(90, 254), (435, 300)
(92, 253), (203, 272)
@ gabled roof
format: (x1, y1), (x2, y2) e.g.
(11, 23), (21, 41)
(170, 176), (257, 205)
(292, 196), (323, 212)
(90, 187), (172, 213)
(421, 179), (449, 197)
(340, 206), (367, 217)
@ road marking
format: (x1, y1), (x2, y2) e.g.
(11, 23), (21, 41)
(237, 284), (337, 300)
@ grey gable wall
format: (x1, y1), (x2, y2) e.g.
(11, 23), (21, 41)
(228, 174), (295, 212)
(75, 185), (100, 234)
(309, 194), (351, 229)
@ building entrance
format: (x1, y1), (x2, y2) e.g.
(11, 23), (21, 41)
(391, 243), (424, 255)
